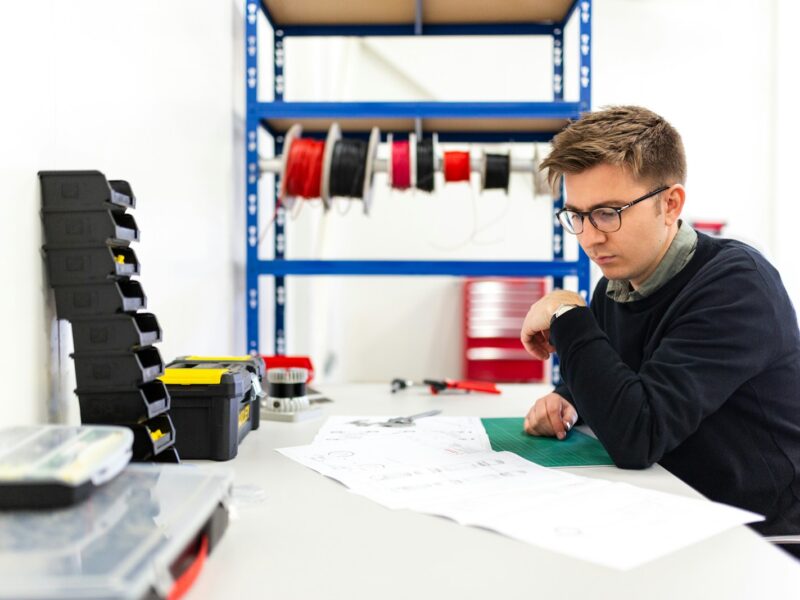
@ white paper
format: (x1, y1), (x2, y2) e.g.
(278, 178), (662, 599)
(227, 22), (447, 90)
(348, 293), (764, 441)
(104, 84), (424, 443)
(278, 422), (763, 570)
(313, 415), (491, 454)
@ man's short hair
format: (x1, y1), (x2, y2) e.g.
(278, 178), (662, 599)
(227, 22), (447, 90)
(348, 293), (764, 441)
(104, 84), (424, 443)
(540, 106), (687, 191)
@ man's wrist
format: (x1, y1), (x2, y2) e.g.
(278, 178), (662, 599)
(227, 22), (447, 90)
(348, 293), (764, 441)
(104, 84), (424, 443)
(550, 303), (579, 327)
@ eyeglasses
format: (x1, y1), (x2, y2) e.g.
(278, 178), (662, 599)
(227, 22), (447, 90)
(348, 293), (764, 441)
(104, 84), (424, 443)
(556, 185), (670, 234)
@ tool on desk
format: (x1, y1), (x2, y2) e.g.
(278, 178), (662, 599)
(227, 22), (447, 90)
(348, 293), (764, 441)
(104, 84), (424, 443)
(263, 367), (324, 422)
(349, 410), (442, 427)
(391, 378), (501, 395)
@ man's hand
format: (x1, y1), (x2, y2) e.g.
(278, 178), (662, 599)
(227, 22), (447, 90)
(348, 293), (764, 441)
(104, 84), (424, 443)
(520, 290), (586, 359)
(523, 392), (578, 441)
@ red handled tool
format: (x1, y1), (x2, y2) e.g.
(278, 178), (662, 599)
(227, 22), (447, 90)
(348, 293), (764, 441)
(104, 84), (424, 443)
(391, 378), (501, 395)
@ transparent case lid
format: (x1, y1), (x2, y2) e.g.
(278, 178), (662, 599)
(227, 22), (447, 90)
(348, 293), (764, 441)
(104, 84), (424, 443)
(0, 464), (233, 599)
(0, 426), (133, 488)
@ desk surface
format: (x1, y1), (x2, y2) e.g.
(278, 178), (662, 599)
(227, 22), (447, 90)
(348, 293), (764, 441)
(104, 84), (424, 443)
(189, 384), (800, 599)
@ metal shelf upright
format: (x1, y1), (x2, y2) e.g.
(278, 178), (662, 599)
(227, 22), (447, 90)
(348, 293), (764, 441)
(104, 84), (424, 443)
(244, 0), (593, 381)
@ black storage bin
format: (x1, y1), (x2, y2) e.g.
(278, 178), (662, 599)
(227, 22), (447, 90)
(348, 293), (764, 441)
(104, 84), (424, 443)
(39, 171), (135, 212)
(130, 414), (175, 461)
(76, 380), (170, 425)
(151, 446), (181, 463)
(44, 245), (140, 286)
(71, 312), (161, 353)
(160, 362), (260, 461)
(53, 278), (145, 319)
(73, 346), (164, 391)
(42, 210), (139, 247)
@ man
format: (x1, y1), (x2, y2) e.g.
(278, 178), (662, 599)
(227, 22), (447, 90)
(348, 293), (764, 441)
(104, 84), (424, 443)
(520, 105), (800, 539)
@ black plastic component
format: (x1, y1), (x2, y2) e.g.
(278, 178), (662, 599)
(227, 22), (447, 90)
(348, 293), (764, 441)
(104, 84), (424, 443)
(71, 312), (161, 353)
(0, 479), (95, 510)
(42, 210), (139, 247)
(151, 445), (181, 464)
(77, 380), (171, 425)
(73, 346), (164, 391)
(130, 414), (175, 461)
(163, 363), (260, 461)
(53, 278), (146, 319)
(44, 245), (140, 286)
(39, 170), (135, 212)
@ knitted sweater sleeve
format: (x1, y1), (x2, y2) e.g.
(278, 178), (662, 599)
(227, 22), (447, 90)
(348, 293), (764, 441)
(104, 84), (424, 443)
(549, 251), (781, 469)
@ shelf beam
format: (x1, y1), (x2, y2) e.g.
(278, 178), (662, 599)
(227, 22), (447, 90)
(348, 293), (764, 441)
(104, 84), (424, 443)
(257, 259), (585, 278)
(279, 22), (557, 37)
(254, 100), (582, 121)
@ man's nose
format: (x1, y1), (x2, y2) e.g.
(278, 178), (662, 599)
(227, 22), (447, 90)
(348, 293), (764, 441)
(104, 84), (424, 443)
(577, 217), (607, 247)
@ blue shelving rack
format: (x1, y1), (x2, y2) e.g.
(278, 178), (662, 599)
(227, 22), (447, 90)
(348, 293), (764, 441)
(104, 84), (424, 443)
(244, 0), (593, 381)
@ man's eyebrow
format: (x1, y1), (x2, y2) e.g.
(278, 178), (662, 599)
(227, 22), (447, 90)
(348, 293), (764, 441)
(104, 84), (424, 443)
(564, 199), (627, 211)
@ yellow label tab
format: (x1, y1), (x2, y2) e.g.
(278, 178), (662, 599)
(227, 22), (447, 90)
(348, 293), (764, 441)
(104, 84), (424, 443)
(150, 429), (165, 441)
(238, 404), (251, 428)
(159, 368), (226, 385)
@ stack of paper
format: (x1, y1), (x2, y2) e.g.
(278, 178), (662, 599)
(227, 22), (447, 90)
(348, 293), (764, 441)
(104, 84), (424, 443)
(278, 417), (762, 570)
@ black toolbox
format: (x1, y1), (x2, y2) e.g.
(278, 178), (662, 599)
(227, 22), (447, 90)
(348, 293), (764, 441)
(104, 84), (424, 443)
(159, 361), (260, 461)
(76, 380), (171, 425)
(44, 245), (140, 285)
(72, 346), (164, 391)
(42, 209), (139, 247)
(71, 312), (161, 353)
(39, 170), (135, 212)
(53, 278), (146, 319)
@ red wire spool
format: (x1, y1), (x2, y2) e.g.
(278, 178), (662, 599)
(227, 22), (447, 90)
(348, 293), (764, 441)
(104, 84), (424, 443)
(443, 151), (471, 183)
(284, 138), (325, 199)
(391, 140), (411, 189)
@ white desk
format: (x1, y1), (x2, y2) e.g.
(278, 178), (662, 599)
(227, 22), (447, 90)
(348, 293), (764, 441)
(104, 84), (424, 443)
(189, 384), (800, 599)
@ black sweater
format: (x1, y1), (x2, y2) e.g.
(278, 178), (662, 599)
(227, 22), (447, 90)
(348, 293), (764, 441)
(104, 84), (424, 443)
(551, 232), (800, 535)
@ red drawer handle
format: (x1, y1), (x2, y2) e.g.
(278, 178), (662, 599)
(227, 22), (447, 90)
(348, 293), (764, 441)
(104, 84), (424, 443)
(168, 535), (209, 600)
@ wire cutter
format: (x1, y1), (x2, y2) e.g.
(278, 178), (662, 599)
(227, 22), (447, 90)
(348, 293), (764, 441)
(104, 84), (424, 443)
(391, 378), (501, 395)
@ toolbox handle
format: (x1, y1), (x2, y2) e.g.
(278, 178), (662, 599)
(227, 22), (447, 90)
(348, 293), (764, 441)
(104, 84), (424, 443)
(167, 534), (209, 600)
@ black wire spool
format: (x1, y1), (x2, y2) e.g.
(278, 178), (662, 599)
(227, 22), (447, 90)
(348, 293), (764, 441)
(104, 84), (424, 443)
(329, 138), (368, 198)
(415, 138), (435, 192)
(481, 153), (511, 192)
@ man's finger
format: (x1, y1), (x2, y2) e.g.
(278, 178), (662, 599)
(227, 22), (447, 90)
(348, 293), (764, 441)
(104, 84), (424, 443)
(545, 397), (567, 440)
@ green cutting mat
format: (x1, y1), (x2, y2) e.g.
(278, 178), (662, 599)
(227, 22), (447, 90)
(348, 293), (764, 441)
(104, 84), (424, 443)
(481, 418), (614, 468)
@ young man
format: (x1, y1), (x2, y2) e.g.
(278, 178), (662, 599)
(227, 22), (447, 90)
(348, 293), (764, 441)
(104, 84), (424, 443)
(520, 106), (800, 539)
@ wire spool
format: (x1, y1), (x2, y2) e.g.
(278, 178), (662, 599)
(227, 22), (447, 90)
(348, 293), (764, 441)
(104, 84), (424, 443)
(320, 122), (341, 210)
(278, 124), (303, 209)
(265, 367), (309, 413)
(532, 144), (549, 196)
(480, 152), (511, 193)
(415, 136), (435, 193)
(284, 136), (325, 200)
(390, 137), (412, 190)
(443, 151), (471, 183)
(322, 125), (380, 215)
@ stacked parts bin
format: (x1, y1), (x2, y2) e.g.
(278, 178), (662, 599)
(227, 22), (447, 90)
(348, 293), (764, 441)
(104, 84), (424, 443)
(40, 170), (179, 463)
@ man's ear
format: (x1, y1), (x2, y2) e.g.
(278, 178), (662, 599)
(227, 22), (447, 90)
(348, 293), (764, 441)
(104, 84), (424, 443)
(664, 184), (686, 226)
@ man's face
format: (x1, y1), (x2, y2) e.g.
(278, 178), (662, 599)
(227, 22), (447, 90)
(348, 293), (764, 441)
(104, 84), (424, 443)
(564, 163), (678, 288)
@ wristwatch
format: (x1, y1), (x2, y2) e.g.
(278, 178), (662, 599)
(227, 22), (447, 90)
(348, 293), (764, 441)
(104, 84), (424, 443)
(550, 303), (579, 327)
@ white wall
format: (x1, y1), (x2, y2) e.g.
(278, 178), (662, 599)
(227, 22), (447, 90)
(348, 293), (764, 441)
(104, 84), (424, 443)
(265, 0), (787, 383)
(0, 0), (240, 425)
(0, 0), (792, 422)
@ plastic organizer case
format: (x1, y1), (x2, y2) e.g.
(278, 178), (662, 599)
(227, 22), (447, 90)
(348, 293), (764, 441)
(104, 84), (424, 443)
(39, 170), (135, 212)
(77, 380), (171, 425)
(44, 245), (140, 285)
(53, 278), (146, 319)
(42, 209), (140, 247)
(160, 361), (260, 461)
(0, 464), (231, 600)
(71, 312), (161, 353)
